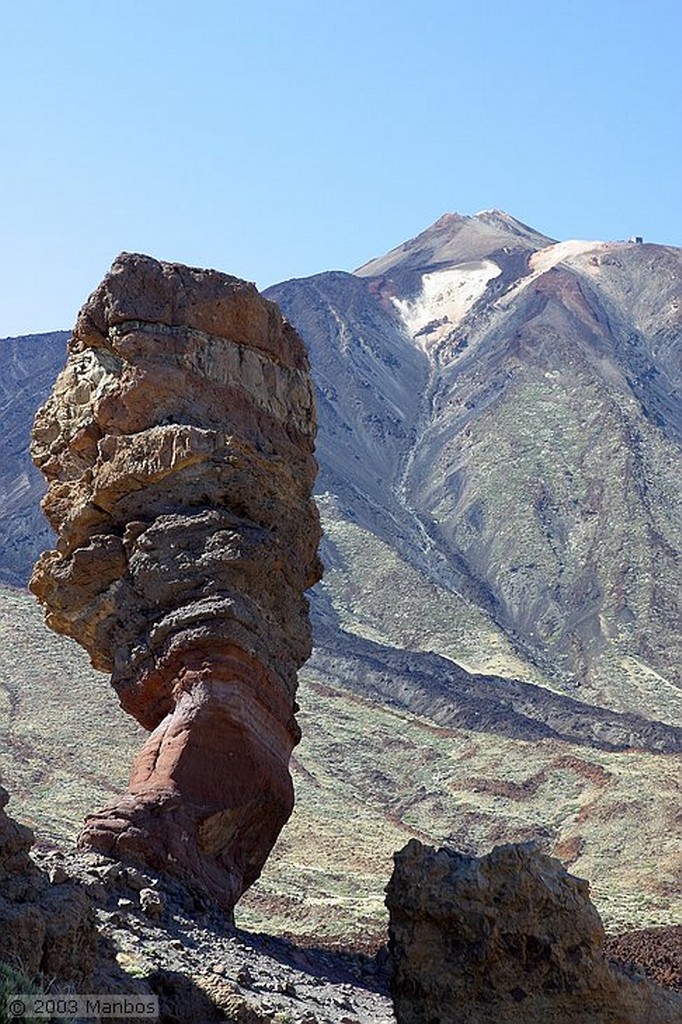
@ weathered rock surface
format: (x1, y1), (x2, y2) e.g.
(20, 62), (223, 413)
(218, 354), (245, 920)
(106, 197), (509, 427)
(386, 838), (682, 1023)
(0, 786), (96, 985)
(30, 253), (322, 912)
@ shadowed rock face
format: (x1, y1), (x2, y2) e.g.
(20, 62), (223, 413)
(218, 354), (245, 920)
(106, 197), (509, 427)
(30, 253), (322, 912)
(0, 786), (96, 985)
(386, 839), (682, 1024)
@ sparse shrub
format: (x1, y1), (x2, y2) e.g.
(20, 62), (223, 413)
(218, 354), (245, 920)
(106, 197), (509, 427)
(0, 961), (74, 1024)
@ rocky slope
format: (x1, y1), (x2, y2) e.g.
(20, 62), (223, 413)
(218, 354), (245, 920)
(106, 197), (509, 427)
(0, 331), (68, 586)
(0, 784), (393, 1024)
(0, 773), (676, 1023)
(0, 785), (96, 989)
(0, 212), (680, 946)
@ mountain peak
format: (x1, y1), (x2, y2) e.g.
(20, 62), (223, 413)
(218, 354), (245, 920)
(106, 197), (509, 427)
(472, 208), (544, 235)
(355, 209), (556, 278)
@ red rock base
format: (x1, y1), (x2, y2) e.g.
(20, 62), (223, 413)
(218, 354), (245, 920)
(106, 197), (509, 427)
(78, 643), (299, 913)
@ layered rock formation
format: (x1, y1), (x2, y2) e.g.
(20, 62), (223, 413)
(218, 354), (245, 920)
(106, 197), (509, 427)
(0, 786), (96, 985)
(386, 839), (682, 1024)
(30, 253), (322, 911)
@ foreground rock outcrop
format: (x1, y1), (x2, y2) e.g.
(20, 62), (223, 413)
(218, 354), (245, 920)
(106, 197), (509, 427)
(30, 253), (322, 912)
(386, 839), (681, 1024)
(0, 786), (96, 985)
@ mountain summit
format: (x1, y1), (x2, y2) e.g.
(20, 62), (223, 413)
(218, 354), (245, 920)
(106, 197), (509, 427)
(355, 209), (556, 276)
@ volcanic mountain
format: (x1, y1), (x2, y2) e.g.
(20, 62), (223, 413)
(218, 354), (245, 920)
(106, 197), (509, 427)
(0, 211), (680, 942)
(268, 209), (681, 718)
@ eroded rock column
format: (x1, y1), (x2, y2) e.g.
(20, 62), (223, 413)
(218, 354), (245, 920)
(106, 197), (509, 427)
(31, 253), (322, 912)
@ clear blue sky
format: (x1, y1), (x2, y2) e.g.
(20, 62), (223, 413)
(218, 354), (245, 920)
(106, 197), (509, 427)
(2, 0), (681, 337)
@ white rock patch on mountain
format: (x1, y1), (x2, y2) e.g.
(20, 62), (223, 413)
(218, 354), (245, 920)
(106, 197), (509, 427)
(392, 261), (501, 349)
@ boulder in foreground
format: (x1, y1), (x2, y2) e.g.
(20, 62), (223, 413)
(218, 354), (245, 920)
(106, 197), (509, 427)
(386, 838), (681, 1023)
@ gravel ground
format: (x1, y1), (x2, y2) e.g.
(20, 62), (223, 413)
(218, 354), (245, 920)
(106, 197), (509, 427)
(605, 925), (682, 993)
(32, 843), (395, 1024)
